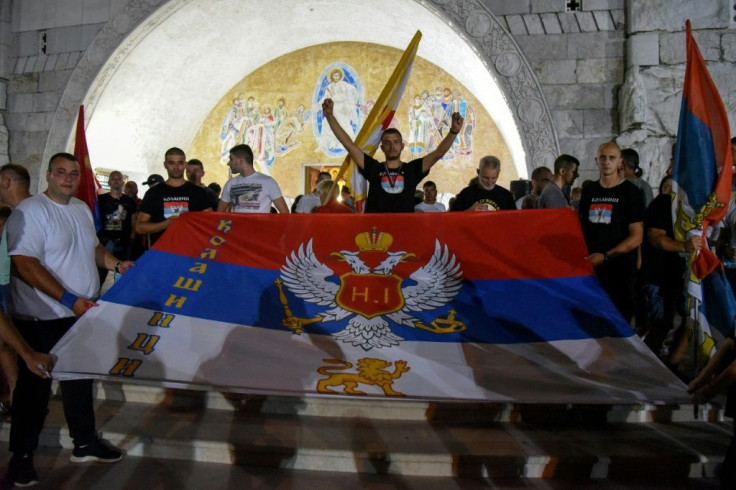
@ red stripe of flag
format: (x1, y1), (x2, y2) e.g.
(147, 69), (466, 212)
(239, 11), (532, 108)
(74, 105), (101, 230)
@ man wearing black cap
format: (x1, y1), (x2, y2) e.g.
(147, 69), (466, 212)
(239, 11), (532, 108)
(142, 174), (164, 189)
(137, 148), (212, 245)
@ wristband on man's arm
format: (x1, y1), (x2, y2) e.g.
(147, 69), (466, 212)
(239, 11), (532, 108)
(60, 290), (78, 310)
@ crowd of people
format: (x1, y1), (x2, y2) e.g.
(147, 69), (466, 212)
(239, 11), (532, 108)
(0, 96), (734, 486)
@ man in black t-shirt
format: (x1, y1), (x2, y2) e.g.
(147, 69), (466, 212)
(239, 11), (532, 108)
(450, 156), (516, 211)
(185, 158), (220, 211)
(579, 142), (645, 322)
(321, 98), (463, 213)
(639, 192), (701, 354)
(97, 170), (137, 285)
(137, 147), (212, 245)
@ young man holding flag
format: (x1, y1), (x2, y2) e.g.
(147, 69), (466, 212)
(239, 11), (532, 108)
(4, 153), (135, 486)
(322, 97), (463, 213)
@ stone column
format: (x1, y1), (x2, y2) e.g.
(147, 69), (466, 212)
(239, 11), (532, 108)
(618, 0), (735, 189)
(0, 0), (11, 166)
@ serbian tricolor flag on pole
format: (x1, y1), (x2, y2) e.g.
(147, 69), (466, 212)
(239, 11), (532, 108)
(672, 20), (736, 364)
(333, 31), (421, 212)
(50, 210), (686, 403)
(74, 105), (101, 231)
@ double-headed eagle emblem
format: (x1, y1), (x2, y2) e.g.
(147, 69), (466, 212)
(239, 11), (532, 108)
(276, 228), (464, 350)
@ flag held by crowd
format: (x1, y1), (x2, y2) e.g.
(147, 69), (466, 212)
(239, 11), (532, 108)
(333, 30), (422, 212)
(51, 210), (687, 404)
(74, 104), (101, 230)
(671, 20), (736, 362)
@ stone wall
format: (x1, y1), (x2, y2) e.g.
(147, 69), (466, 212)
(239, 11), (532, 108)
(0, 0), (13, 166)
(484, 0), (626, 181)
(618, 0), (736, 191)
(4, 0), (132, 190)
(472, 0), (736, 184)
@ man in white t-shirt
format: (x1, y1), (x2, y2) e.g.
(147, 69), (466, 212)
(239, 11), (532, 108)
(218, 144), (289, 213)
(414, 181), (446, 212)
(4, 153), (135, 486)
(295, 171), (332, 213)
(0, 164), (52, 434)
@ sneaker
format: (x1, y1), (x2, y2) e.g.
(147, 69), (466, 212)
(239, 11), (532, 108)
(69, 438), (123, 463)
(5, 454), (38, 487)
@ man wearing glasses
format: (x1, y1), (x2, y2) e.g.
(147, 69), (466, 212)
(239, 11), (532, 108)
(4, 153), (134, 487)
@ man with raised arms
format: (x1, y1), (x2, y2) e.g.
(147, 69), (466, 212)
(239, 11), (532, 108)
(321, 97), (463, 213)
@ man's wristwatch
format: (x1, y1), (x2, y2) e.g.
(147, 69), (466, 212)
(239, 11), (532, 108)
(113, 261), (122, 274)
(603, 252), (609, 263)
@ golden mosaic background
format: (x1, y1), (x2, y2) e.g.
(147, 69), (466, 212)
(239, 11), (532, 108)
(188, 42), (516, 198)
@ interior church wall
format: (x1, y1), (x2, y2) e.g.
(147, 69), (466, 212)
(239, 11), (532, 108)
(188, 41), (513, 197)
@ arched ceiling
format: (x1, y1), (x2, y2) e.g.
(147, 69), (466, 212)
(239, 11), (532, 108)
(74, 0), (528, 187)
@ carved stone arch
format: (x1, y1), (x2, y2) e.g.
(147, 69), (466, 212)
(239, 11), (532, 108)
(423, 0), (559, 172)
(42, 0), (172, 183)
(44, 0), (558, 186)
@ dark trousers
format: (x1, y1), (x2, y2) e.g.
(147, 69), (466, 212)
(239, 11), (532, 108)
(596, 263), (636, 323)
(9, 317), (97, 455)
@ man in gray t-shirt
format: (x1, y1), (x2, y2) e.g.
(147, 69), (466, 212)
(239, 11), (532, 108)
(538, 154), (579, 209)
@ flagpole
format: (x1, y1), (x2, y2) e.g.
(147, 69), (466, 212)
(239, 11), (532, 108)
(328, 30), (422, 211)
(692, 297), (699, 371)
(692, 297), (700, 419)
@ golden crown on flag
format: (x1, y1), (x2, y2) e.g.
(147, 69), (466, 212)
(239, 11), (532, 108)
(355, 227), (393, 252)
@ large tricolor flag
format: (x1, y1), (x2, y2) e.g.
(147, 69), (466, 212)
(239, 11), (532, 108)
(74, 105), (101, 231)
(51, 210), (686, 403)
(332, 31), (422, 212)
(672, 20), (736, 363)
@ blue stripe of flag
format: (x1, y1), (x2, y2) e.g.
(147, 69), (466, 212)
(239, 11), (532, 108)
(104, 251), (633, 345)
(674, 98), (717, 210)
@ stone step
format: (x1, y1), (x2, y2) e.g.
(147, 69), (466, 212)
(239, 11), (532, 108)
(0, 450), (502, 489)
(0, 449), (720, 489)
(0, 397), (731, 480)
(81, 381), (726, 424)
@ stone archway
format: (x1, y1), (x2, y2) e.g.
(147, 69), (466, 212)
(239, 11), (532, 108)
(426, 0), (559, 171)
(44, 0), (558, 188)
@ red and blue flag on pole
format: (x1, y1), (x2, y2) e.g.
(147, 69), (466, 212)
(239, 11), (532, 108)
(74, 105), (101, 231)
(672, 20), (736, 362)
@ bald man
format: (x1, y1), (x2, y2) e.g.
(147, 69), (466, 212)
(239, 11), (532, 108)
(578, 142), (645, 323)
